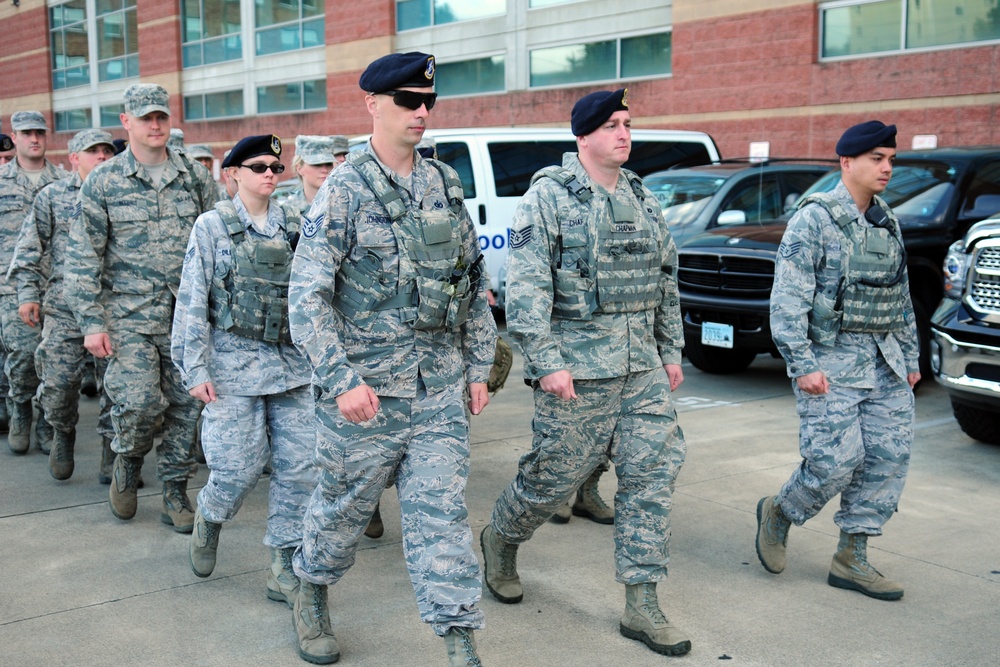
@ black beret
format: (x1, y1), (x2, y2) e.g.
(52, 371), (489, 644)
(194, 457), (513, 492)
(571, 88), (629, 137)
(359, 52), (435, 94)
(0, 133), (13, 152)
(836, 120), (897, 157)
(112, 138), (129, 155)
(223, 134), (282, 168)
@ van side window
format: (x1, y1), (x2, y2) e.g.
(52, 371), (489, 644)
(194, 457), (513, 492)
(437, 141), (477, 198)
(626, 141), (713, 177)
(489, 141), (577, 197)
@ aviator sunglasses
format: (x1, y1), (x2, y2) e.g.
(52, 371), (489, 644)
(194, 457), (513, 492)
(239, 162), (285, 174)
(383, 90), (438, 111)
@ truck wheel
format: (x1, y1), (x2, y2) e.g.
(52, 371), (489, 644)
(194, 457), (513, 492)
(685, 335), (757, 374)
(951, 400), (1000, 445)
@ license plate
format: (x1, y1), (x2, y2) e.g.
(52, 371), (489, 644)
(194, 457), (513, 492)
(701, 321), (734, 349)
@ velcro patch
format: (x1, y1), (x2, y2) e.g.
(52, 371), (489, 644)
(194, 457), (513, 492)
(779, 241), (801, 259)
(509, 225), (533, 249)
(301, 213), (324, 239)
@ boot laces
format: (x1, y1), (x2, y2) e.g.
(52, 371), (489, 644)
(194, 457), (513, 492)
(583, 482), (610, 511)
(452, 630), (482, 666)
(280, 547), (296, 574)
(496, 540), (518, 577)
(310, 584), (331, 629)
(766, 507), (790, 546)
(165, 482), (194, 511)
(120, 459), (140, 490)
(640, 585), (668, 627)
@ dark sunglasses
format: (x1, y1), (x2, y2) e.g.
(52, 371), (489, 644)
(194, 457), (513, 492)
(240, 162), (285, 174)
(383, 90), (437, 111)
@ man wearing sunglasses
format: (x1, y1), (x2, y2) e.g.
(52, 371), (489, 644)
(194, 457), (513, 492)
(288, 51), (496, 666)
(65, 83), (219, 531)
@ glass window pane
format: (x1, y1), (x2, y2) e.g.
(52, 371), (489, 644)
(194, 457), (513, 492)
(183, 43), (203, 68)
(437, 56), (505, 97)
(432, 0), (505, 25)
(529, 41), (616, 87)
(96, 0), (121, 16)
(488, 141), (576, 197)
(258, 82), (303, 113)
(621, 32), (671, 78)
(436, 142), (476, 198)
(100, 104), (125, 127)
(55, 108), (92, 132)
(907, 0), (1000, 49)
(182, 0), (202, 41)
(185, 96), (205, 121)
(256, 0), (299, 28)
(397, 0), (432, 31)
(125, 10), (138, 53)
(529, 0), (572, 6)
(303, 0), (323, 18)
(203, 0), (242, 38)
(205, 90), (244, 118)
(98, 15), (125, 59)
(821, 1), (902, 57)
(303, 78), (326, 109)
(256, 25), (300, 55)
(302, 18), (324, 48)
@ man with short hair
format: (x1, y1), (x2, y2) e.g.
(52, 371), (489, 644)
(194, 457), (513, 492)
(330, 135), (349, 164)
(480, 89), (691, 658)
(65, 84), (218, 529)
(0, 111), (67, 454)
(9, 129), (116, 480)
(755, 120), (919, 601)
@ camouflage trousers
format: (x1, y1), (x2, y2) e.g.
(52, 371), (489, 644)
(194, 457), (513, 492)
(104, 331), (201, 482)
(294, 381), (484, 636)
(0, 293), (41, 403)
(490, 367), (686, 584)
(34, 307), (113, 437)
(197, 385), (318, 549)
(777, 356), (913, 535)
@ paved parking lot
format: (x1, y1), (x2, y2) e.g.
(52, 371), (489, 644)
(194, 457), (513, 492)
(2, 338), (998, 666)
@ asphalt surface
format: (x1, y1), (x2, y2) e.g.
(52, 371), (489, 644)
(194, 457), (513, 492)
(2, 339), (998, 667)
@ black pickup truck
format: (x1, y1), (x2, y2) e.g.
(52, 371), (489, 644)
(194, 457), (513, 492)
(675, 147), (1000, 375)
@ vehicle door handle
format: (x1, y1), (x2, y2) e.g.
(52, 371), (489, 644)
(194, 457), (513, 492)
(479, 204), (486, 225)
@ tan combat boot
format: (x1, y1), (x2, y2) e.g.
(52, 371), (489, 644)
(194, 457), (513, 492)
(293, 580), (340, 664)
(7, 400), (32, 454)
(99, 438), (143, 488)
(161, 479), (196, 533)
(35, 406), (53, 455)
(755, 495), (791, 574)
(48, 428), (76, 480)
(443, 627), (483, 667)
(267, 546), (300, 607)
(364, 501), (384, 538)
(109, 454), (143, 520)
(572, 468), (614, 524)
(189, 507), (222, 578)
(828, 531), (904, 600)
(620, 583), (692, 656)
(480, 524), (522, 603)
(549, 499), (572, 524)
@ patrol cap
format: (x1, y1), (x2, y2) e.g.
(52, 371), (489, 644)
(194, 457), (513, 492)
(124, 83), (171, 117)
(112, 138), (129, 155)
(225, 134), (282, 168)
(11, 111), (49, 132)
(331, 135), (349, 156)
(571, 88), (629, 138)
(836, 120), (897, 157)
(295, 135), (335, 165)
(187, 143), (214, 161)
(359, 52), (435, 93)
(168, 128), (185, 149)
(68, 129), (115, 154)
(0, 134), (13, 152)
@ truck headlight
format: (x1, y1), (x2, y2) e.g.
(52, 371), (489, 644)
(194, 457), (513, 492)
(942, 240), (971, 299)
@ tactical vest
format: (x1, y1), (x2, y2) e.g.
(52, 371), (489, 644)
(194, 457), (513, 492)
(331, 151), (480, 331)
(799, 192), (908, 336)
(208, 199), (300, 343)
(534, 166), (662, 320)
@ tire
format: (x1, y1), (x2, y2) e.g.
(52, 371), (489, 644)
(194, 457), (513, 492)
(685, 334), (757, 374)
(951, 400), (1000, 445)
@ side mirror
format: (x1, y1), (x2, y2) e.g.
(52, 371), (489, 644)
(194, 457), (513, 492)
(717, 210), (747, 226)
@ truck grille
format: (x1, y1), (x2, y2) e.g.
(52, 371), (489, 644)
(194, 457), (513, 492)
(678, 252), (774, 296)
(969, 244), (1000, 314)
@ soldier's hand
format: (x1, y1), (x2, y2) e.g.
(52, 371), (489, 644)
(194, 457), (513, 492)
(18, 302), (41, 327)
(907, 372), (921, 389)
(664, 363), (684, 392)
(468, 382), (489, 415)
(540, 370), (577, 400)
(190, 382), (217, 404)
(337, 384), (380, 423)
(795, 370), (829, 395)
(84, 332), (113, 359)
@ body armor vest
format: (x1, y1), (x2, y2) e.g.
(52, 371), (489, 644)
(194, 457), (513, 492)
(208, 200), (300, 343)
(331, 151), (481, 332)
(800, 193), (908, 335)
(535, 166), (662, 320)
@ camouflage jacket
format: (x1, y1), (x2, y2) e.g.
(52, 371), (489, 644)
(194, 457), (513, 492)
(770, 180), (919, 386)
(0, 159), (68, 295)
(65, 147), (219, 336)
(289, 142), (497, 399)
(505, 152), (683, 381)
(171, 195), (311, 395)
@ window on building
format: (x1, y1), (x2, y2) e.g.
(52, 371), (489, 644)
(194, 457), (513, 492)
(255, 0), (324, 56)
(528, 0), (576, 7)
(96, 0), (139, 81)
(437, 55), (505, 97)
(184, 90), (245, 120)
(55, 108), (93, 132)
(100, 104), (125, 128)
(821, 0), (1000, 58)
(256, 78), (326, 114)
(50, 0), (89, 90)
(182, 0), (243, 68)
(397, 0), (505, 31)
(529, 32), (671, 88)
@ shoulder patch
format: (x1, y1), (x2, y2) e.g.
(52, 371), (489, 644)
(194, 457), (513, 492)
(778, 241), (801, 259)
(509, 225), (533, 250)
(301, 213), (325, 239)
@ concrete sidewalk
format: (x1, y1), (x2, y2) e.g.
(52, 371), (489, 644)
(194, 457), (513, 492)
(2, 349), (998, 667)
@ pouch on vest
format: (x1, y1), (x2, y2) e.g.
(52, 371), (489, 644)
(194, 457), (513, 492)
(808, 289), (841, 347)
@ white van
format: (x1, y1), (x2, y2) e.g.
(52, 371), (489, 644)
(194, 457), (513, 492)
(352, 127), (721, 307)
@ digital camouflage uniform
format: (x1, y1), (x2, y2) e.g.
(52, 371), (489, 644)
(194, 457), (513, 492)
(64, 147), (219, 481)
(770, 180), (918, 534)
(171, 195), (316, 547)
(289, 142), (497, 636)
(493, 152), (687, 584)
(9, 172), (113, 442)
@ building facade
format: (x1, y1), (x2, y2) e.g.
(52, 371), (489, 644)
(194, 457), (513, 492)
(2, 0), (999, 167)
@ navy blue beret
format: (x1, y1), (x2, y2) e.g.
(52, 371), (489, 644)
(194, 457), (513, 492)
(223, 134), (281, 168)
(0, 133), (13, 152)
(360, 52), (435, 94)
(571, 88), (629, 137)
(112, 138), (128, 155)
(836, 120), (897, 157)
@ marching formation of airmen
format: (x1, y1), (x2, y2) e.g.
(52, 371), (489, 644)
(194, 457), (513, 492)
(3, 51), (919, 666)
